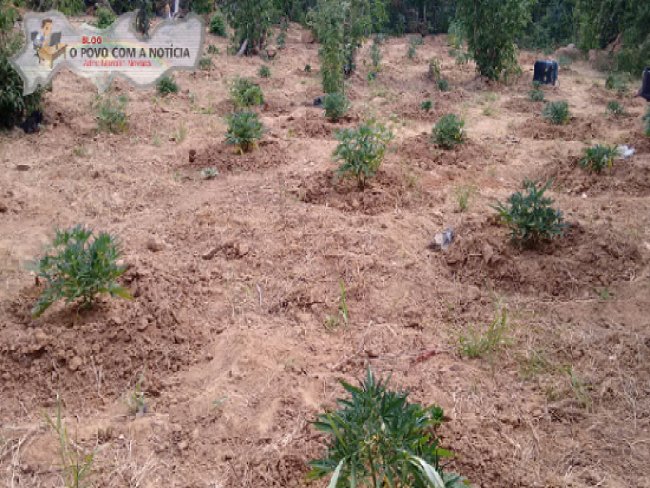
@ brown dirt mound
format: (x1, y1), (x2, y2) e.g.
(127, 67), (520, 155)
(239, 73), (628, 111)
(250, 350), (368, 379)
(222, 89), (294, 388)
(282, 111), (358, 138)
(444, 219), (643, 297)
(193, 139), (289, 172)
(290, 168), (431, 215)
(517, 116), (605, 141)
(502, 97), (543, 114)
(542, 154), (650, 197)
(396, 134), (493, 170)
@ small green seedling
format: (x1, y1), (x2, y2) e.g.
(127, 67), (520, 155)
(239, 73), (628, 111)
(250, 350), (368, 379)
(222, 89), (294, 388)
(323, 92), (350, 122)
(95, 95), (128, 134)
(420, 99), (433, 112)
(258, 65), (271, 78)
(529, 88), (545, 102)
(230, 77), (264, 108)
(542, 100), (570, 125)
(428, 58), (442, 81)
(304, 64), (312, 73)
(459, 307), (511, 359)
(127, 377), (147, 416)
(454, 185), (475, 212)
(207, 44), (220, 55)
(606, 100), (626, 117)
(432, 114), (465, 149)
(199, 56), (213, 70)
(156, 75), (178, 96)
(579, 144), (618, 173)
(437, 78), (450, 91)
(201, 167), (219, 180)
(225, 111), (264, 153)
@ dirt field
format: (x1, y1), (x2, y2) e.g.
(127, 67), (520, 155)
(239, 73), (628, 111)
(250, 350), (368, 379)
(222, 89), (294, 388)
(2, 23), (650, 488)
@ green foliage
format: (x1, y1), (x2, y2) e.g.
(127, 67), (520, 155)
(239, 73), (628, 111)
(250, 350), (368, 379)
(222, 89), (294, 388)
(323, 92), (350, 122)
(454, 185), (475, 212)
(127, 376), (147, 416)
(447, 19), (465, 49)
(308, 369), (466, 488)
(222, 0), (274, 55)
(460, 307), (511, 359)
(518, 0), (576, 50)
(201, 167), (219, 180)
(605, 73), (629, 94)
(334, 120), (393, 190)
(276, 30), (286, 48)
(407, 44), (417, 59)
(230, 77), (264, 108)
(370, 40), (381, 69)
(156, 75), (178, 96)
(95, 95), (128, 134)
(209, 11), (227, 36)
(493, 179), (565, 247)
(644, 107), (650, 137)
(45, 396), (95, 488)
(258, 64), (271, 78)
(542, 100), (570, 125)
(437, 78), (450, 92)
(529, 88), (545, 102)
(225, 111), (264, 153)
(311, 0), (346, 93)
(428, 58), (442, 81)
(199, 56), (213, 70)
(456, 0), (532, 80)
(579, 144), (618, 173)
(606, 100), (625, 117)
(420, 99), (433, 112)
(207, 44), (220, 55)
(32, 225), (131, 317)
(95, 6), (116, 29)
(191, 0), (213, 15)
(304, 63), (312, 72)
(432, 114), (465, 149)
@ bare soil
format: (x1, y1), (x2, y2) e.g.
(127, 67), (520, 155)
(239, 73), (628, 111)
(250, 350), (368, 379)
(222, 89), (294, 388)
(2, 24), (650, 488)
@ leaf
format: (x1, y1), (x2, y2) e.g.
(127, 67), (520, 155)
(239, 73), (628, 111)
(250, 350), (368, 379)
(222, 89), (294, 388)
(327, 458), (346, 488)
(409, 455), (445, 488)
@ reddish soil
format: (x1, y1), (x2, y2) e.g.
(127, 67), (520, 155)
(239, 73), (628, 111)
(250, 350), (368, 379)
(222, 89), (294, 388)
(1, 22), (650, 488)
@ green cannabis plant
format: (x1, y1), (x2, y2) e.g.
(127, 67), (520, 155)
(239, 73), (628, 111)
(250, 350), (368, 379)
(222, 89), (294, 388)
(32, 225), (131, 317)
(437, 78), (450, 92)
(258, 65), (271, 78)
(95, 6), (116, 29)
(421, 100), (433, 112)
(156, 75), (178, 96)
(95, 95), (128, 134)
(209, 11), (227, 36)
(334, 121), (393, 190)
(579, 144), (618, 173)
(323, 92), (350, 122)
(529, 88), (545, 102)
(225, 111), (264, 153)
(230, 77), (264, 108)
(542, 100), (570, 125)
(428, 58), (442, 81)
(308, 369), (467, 488)
(606, 100), (626, 117)
(493, 180), (565, 247)
(432, 114), (465, 149)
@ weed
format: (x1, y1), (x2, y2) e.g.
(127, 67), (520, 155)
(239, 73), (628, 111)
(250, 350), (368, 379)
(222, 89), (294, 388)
(323, 92), (350, 122)
(596, 287), (612, 300)
(606, 100), (626, 117)
(199, 56), (213, 70)
(32, 225), (131, 317)
(367, 70), (378, 81)
(225, 111), (263, 153)
(45, 396), (95, 488)
(207, 44), (220, 55)
(95, 95), (128, 134)
(493, 179), (565, 247)
(370, 41), (381, 69)
(482, 104), (496, 117)
(308, 369), (466, 488)
(459, 307), (511, 359)
(643, 107), (650, 136)
(579, 144), (617, 173)
(276, 31), (286, 49)
(407, 44), (417, 60)
(529, 88), (545, 102)
(334, 120), (393, 190)
(519, 350), (552, 380)
(209, 11), (227, 36)
(605, 73), (629, 94)
(437, 78), (450, 92)
(172, 122), (187, 143)
(420, 99), (433, 112)
(72, 145), (88, 158)
(542, 100), (570, 125)
(304, 64), (312, 73)
(258, 65), (271, 78)
(454, 185), (474, 212)
(324, 280), (349, 330)
(201, 167), (219, 180)
(432, 114), (465, 149)
(428, 58), (442, 81)
(230, 77), (264, 108)
(94, 6), (115, 29)
(156, 75), (178, 96)
(566, 366), (592, 410)
(127, 376), (147, 416)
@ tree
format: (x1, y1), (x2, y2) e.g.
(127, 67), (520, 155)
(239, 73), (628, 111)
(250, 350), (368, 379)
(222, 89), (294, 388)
(222, 0), (275, 55)
(456, 0), (533, 81)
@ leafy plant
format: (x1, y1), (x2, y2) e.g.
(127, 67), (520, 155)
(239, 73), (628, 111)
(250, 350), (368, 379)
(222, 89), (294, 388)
(334, 121), (393, 190)
(542, 100), (570, 125)
(437, 78), (450, 92)
(209, 11), (227, 36)
(225, 111), (264, 153)
(230, 77), (264, 108)
(605, 73), (629, 94)
(323, 92), (350, 122)
(370, 41), (382, 69)
(199, 56), (213, 70)
(420, 100), (433, 112)
(454, 185), (475, 212)
(643, 107), (650, 137)
(460, 307), (511, 359)
(45, 396), (95, 488)
(407, 44), (417, 60)
(191, 0), (213, 14)
(95, 6), (116, 29)
(428, 58), (442, 81)
(201, 167), (219, 180)
(32, 225), (131, 317)
(579, 144), (618, 173)
(432, 114), (465, 149)
(304, 64), (312, 73)
(126, 376), (147, 416)
(173, 122), (187, 143)
(258, 65), (271, 78)
(95, 95), (128, 134)
(606, 100), (626, 117)
(156, 75), (178, 96)
(325, 279), (349, 329)
(493, 179), (565, 247)
(529, 88), (545, 102)
(308, 369), (466, 488)
(276, 31), (286, 49)
(207, 45), (220, 55)
(222, 0), (274, 55)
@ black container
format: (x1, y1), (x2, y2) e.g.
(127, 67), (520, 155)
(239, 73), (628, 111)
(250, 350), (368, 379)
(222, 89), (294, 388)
(533, 60), (559, 86)
(639, 67), (650, 101)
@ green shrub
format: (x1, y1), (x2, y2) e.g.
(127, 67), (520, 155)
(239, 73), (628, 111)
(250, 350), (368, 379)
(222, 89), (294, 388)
(428, 58), (442, 81)
(606, 100), (626, 117)
(276, 31), (286, 49)
(407, 44), (417, 59)
(605, 73), (629, 94)
(529, 88), (545, 102)
(207, 45), (220, 55)
(421, 99), (433, 112)
(304, 64), (312, 73)
(225, 111), (263, 153)
(644, 108), (650, 137)
(95, 95), (128, 134)
(542, 100), (570, 125)
(222, 0), (274, 55)
(95, 6), (116, 29)
(432, 114), (465, 149)
(579, 144), (618, 173)
(323, 92), (350, 122)
(334, 121), (393, 190)
(156, 75), (178, 96)
(230, 77), (264, 108)
(258, 65), (271, 78)
(209, 11), (227, 36)
(308, 369), (466, 488)
(191, 0), (213, 14)
(32, 225), (131, 317)
(437, 78), (450, 91)
(493, 179), (565, 247)
(370, 41), (381, 69)
(199, 56), (213, 70)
